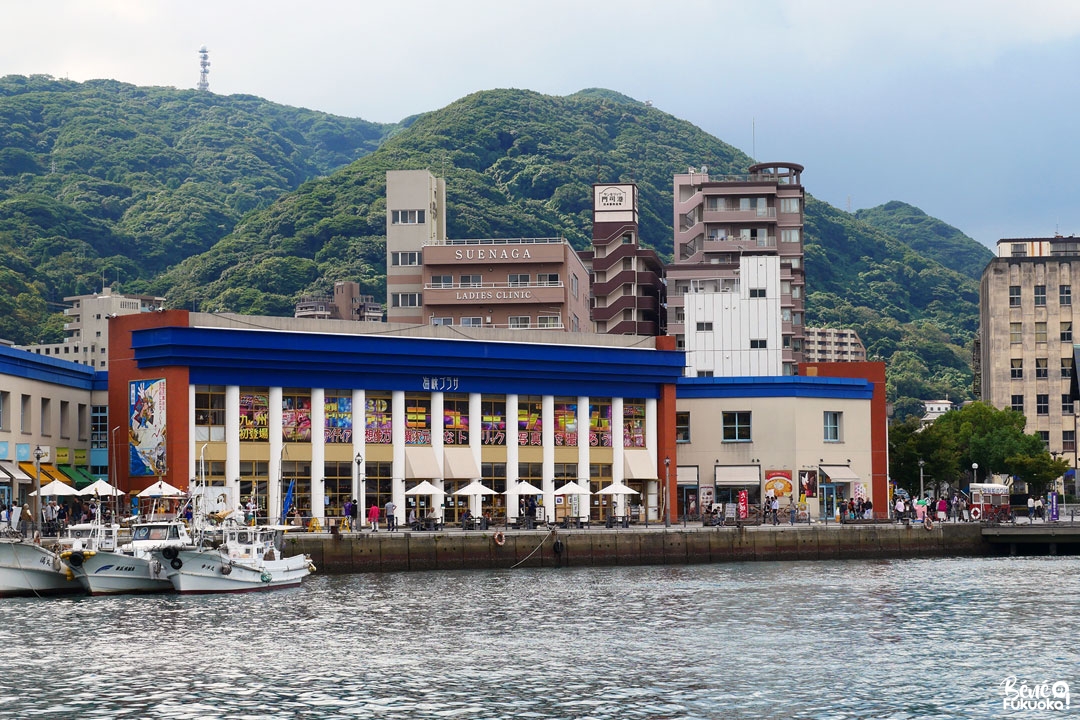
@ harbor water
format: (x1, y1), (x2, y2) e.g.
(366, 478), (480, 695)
(1, 556), (1077, 719)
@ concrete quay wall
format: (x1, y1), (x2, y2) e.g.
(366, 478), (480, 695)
(285, 523), (988, 574)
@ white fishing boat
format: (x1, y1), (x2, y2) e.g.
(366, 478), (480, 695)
(0, 529), (79, 597)
(154, 525), (314, 594)
(61, 520), (194, 595)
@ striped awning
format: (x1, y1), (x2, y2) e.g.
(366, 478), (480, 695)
(19, 462), (71, 485)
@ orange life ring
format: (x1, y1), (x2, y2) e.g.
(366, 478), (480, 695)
(970, 507), (981, 521)
(493, 531), (505, 546)
(923, 516), (934, 531)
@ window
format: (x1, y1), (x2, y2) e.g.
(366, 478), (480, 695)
(537, 273), (560, 286)
(1062, 321), (1073, 342)
(722, 411), (751, 442)
(571, 274), (579, 299)
(40, 398), (51, 436)
(1063, 357), (1074, 378)
(780, 198), (800, 213)
(90, 405), (107, 449)
(1063, 394), (1075, 415)
(508, 274), (530, 287)
(196, 386), (227, 442)
(59, 401), (70, 439)
(1061, 285), (1072, 306)
(750, 339), (767, 349)
(1036, 322), (1048, 343)
(1039, 430), (1050, 447)
(793, 312), (802, 326)
(391, 251), (420, 266)
(675, 411), (690, 442)
(508, 316), (530, 329)
(460, 274), (482, 287)
(1037, 394), (1049, 415)
(1011, 244), (1027, 257)
(1064, 430), (1076, 451)
(571, 314), (579, 332)
(697, 371), (714, 377)
(0, 391), (7, 431)
(696, 322), (713, 331)
(823, 411), (842, 442)
(460, 317), (483, 327)
(391, 293), (421, 308)
(430, 274), (453, 288)
(749, 287), (766, 298)
(1036, 358), (1048, 379)
(1011, 359), (1023, 379)
(1011, 395), (1024, 412)
(538, 315), (561, 328)
(431, 317), (452, 326)
(1009, 322), (1021, 344)
(1034, 285), (1046, 306)
(391, 209), (426, 225)
(1009, 286), (1021, 307)
(780, 229), (800, 243)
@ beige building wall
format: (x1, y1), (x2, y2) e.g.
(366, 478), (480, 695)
(386, 170), (446, 324)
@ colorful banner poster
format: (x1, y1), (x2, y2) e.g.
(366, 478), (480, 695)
(239, 392), (269, 441)
(366, 396), (392, 444)
(764, 470), (793, 498)
(129, 378), (167, 477)
(481, 407), (506, 445)
(325, 396), (352, 444)
(799, 470), (818, 499)
(1050, 491), (1059, 522)
(737, 489), (748, 519)
(282, 396), (312, 442)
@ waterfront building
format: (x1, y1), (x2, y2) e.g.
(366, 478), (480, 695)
(666, 163), (806, 376)
(802, 326), (867, 363)
(295, 282), (383, 322)
(978, 237), (1078, 476)
(0, 346), (108, 507)
(16, 287), (166, 370)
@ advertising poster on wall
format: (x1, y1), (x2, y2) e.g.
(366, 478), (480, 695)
(129, 378), (167, 477)
(325, 396), (352, 443)
(737, 489), (748, 519)
(239, 392), (269, 441)
(799, 470), (818, 500)
(282, 396), (312, 442)
(764, 470), (793, 498)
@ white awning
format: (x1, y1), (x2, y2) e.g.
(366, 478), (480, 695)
(820, 465), (861, 482)
(715, 465), (760, 486)
(443, 447), (480, 479)
(2, 460), (35, 483)
(405, 447), (441, 479)
(676, 465), (699, 486)
(623, 449), (657, 480)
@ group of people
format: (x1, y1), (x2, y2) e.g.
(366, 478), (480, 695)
(893, 494), (968, 522)
(1, 499), (106, 536)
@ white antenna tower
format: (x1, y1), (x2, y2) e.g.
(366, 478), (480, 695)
(197, 46), (211, 91)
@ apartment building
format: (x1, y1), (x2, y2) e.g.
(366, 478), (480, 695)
(295, 282), (383, 322)
(803, 327), (868, 363)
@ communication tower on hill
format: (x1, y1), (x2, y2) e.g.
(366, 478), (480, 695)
(197, 46), (211, 91)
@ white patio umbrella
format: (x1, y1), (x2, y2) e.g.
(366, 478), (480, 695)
(78, 479), (125, 497)
(595, 481), (639, 496)
(404, 480), (442, 496)
(136, 479), (186, 497)
(513, 481), (543, 495)
(30, 479), (81, 497)
(553, 482), (591, 496)
(452, 480), (497, 497)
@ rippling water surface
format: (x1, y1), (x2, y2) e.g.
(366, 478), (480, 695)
(1, 556), (1077, 719)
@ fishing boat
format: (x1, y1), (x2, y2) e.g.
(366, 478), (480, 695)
(0, 529), (79, 597)
(153, 524), (314, 594)
(61, 520), (195, 595)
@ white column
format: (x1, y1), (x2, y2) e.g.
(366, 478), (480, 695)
(353, 389), (366, 514)
(612, 397), (625, 516)
(225, 385), (240, 509)
(310, 388), (325, 522)
(269, 386), (283, 525)
(431, 391), (444, 522)
(506, 393), (519, 519)
(541, 394), (555, 521)
(577, 395), (589, 521)
(392, 390), (405, 521)
(469, 392), (482, 516)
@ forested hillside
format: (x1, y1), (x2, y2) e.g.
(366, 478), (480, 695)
(0, 79), (986, 420)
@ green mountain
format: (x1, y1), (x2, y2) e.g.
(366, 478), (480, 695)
(0, 79), (978, 420)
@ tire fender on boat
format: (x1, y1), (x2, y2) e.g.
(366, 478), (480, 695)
(68, 551), (85, 568)
(170, 557), (183, 570)
(220, 562), (232, 575)
(162, 546), (179, 560)
(260, 571), (272, 583)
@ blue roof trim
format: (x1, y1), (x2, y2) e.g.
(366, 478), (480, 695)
(677, 375), (873, 400)
(0, 345), (98, 390)
(131, 326), (685, 398)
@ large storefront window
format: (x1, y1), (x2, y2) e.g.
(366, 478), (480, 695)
(624, 399), (645, 447)
(553, 398), (577, 446)
(195, 460), (226, 487)
(365, 392), (392, 445)
(239, 460), (269, 522)
(364, 461), (392, 515)
(238, 389), (269, 442)
(518, 395), (542, 447)
(481, 396), (506, 446)
(323, 460), (353, 521)
(443, 393), (469, 446)
(589, 399), (612, 447)
(405, 392), (431, 445)
(280, 460), (312, 521)
(588, 463), (613, 521)
(196, 386), (227, 442)
(517, 462), (543, 516)
(324, 392), (353, 444)
(282, 390), (312, 443)
(481, 462), (507, 518)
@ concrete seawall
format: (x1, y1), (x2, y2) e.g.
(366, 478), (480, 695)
(284, 523), (988, 574)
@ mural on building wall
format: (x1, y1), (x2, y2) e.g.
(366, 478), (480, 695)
(799, 470), (818, 500)
(365, 396), (392, 444)
(129, 378), (167, 477)
(764, 470), (793, 498)
(325, 396), (352, 443)
(239, 392), (269, 441)
(282, 395), (312, 442)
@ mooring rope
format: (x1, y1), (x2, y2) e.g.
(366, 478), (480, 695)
(509, 527), (557, 570)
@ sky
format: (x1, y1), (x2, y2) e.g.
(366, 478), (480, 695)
(3, 0), (1080, 249)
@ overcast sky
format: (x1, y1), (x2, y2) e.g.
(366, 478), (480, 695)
(3, 0), (1079, 248)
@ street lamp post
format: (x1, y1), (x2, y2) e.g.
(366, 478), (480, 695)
(354, 453), (364, 530)
(663, 456), (671, 527)
(972, 462), (979, 485)
(918, 459), (925, 499)
(32, 445), (43, 536)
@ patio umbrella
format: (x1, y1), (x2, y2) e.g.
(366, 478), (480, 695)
(453, 480), (497, 497)
(78, 479), (125, 497)
(136, 479), (186, 497)
(553, 482), (590, 496)
(595, 481), (639, 496)
(513, 481), (543, 495)
(404, 480), (442, 496)
(30, 479), (81, 497)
